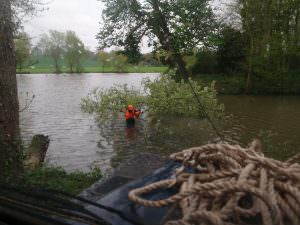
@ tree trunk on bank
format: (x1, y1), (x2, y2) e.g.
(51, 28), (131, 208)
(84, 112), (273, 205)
(0, 0), (21, 175)
(150, 0), (190, 81)
(173, 53), (189, 81)
(245, 33), (254, 94)
(54, 58), (60, 73)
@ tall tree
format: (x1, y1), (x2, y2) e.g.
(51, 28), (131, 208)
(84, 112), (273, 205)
(229, 0), (300, 93)
(65, 31), (86, 73)
(111, 52), (128, 72)
(0, 0), (21, 175)
(38, 30), (65, 73)
(98, 51), (110, 72)
(0, 0), (43, 176)
(97, 0), (218, 80)
(15, 32), (32, 71)
(48, 30), (65, 73)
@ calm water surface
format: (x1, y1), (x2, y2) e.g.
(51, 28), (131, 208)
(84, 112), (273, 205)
(18, 73), (300, 172)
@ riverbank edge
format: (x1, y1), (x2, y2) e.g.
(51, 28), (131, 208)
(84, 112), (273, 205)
(3, 165), (103, 195)
(195, 73), (300, 95)
(16, 66), (168, 74)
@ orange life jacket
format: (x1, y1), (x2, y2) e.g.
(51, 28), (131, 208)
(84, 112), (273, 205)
(125, 110), (135, 120)
(125, 109), (141, 120)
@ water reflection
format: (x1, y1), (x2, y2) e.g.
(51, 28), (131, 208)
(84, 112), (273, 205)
(97, 114), (220, 169)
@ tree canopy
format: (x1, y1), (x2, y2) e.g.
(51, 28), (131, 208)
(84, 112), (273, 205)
(14, 32), (32, 70)
(65, 31), (86, 73)
(97, 0), (219, 79)
(221, 0), (300, 92)
(38, 30), (65, 72)
(37, 30), (87, 73)
(120, 33), (142, 64)
(11, 0), (46, 31)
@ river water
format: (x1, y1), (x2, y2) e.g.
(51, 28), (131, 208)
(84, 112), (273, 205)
(18, 73), (300, 172)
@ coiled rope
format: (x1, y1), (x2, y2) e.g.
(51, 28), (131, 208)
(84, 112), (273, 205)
(129, 140), (300, 225)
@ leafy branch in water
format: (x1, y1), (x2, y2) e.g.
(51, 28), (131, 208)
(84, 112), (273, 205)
(143, 76), (224, 119)
(81, 75), (224, 120)
(81, 84), (145, 120)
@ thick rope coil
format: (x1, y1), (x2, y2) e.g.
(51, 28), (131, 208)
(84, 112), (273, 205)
(128, 140), (300, 225)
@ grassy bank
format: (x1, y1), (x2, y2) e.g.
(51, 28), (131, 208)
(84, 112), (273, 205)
(17, 66), (167, 74)
(7, 166), (103, 195)
(18, 56), (167, 74)
(195, 74), (245, 94)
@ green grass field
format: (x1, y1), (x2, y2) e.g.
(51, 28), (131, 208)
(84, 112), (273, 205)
(17, 56), (167, 74)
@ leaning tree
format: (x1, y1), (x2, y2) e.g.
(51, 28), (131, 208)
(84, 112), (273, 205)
(97, 0), (219, 80)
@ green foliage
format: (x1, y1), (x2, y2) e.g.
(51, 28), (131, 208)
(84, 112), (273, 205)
(81, 75), (224, 120)
(17, 65), (167, 74)
(120, 33), (142, 64)
(191, 50), (218, 74)
(110, 53), (128, 72)
(98, 50), (110, 72)
(14, 32), (31, 70)
(194, 74), (245, 94)
(98, 0), (218, 52)
(140, 53), (162, 66)
(236, 0), (300, 92)
(65, 31), (86, 73)
(98, 51), (129, 72)
(20, 50), (165, 74)
(183, 55), (197, 72)
(97, 0), (219, 75)
(217, 27), (247, 74)
(143, 75), (224, 118)
(20, 166), (102, 194)
(36, 30), (87, 73)
(38, 30), (65, 73)
(81, 83), (145, 120)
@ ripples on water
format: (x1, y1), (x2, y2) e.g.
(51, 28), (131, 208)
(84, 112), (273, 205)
(18, 73), (158, 172)
(18, 73), (300, 172)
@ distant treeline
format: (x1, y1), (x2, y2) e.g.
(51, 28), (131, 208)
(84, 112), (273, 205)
(14, 30), (163, 73)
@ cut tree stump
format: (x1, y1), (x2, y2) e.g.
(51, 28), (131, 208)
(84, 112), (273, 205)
(24, 134), (50, 168)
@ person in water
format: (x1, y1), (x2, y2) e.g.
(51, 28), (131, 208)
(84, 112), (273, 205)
(122, 104), (142, 128)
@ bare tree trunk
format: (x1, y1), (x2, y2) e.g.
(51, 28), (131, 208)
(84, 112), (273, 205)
(54, 57), (60, 73)
(0, 0), (21, 175)
(294, 1), (300, 53)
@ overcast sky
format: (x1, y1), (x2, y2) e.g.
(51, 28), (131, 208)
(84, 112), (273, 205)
(24, 0), (104, 52)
